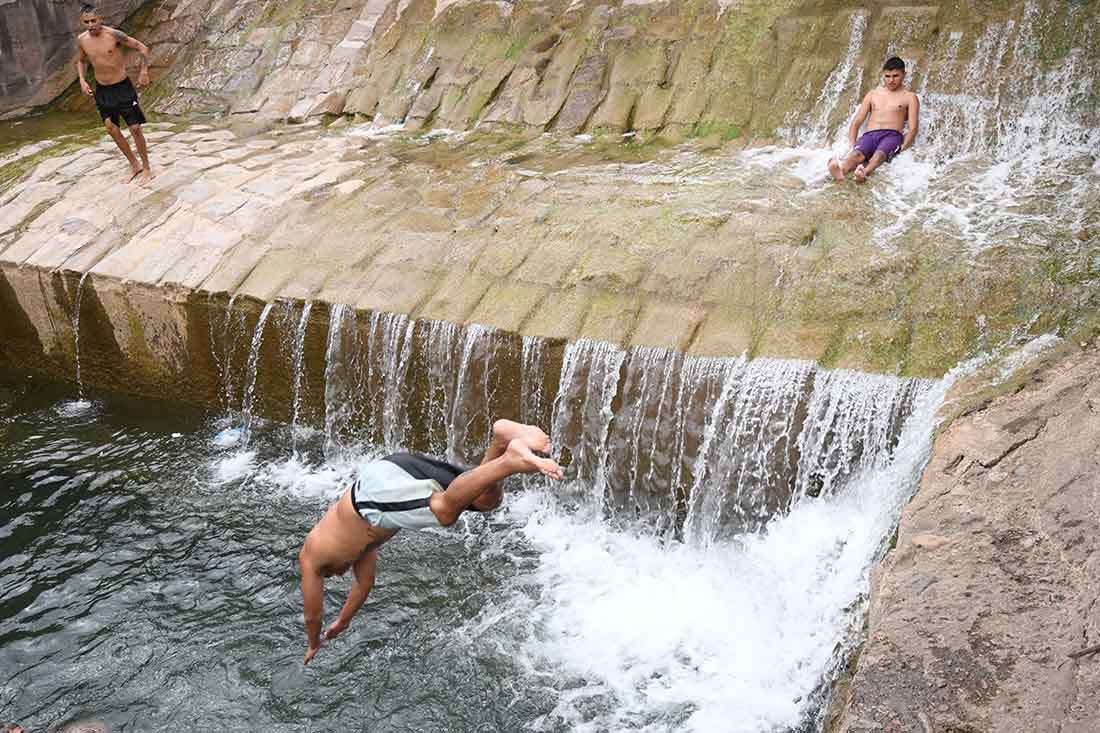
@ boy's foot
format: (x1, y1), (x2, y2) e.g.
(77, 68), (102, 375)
(125, 165), (142, 183)
(827, 158), (845, 182)
(505, 439), (563, 480)
(137, 167), (155, 186)
(854, 164), (867, 184)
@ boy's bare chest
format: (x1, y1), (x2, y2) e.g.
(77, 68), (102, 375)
(872, 93), (908, 115)
(83, 36), (120, 62)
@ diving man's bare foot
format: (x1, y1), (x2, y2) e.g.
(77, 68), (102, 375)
(854, 164), (868, 184)
(505, 439), (564, 480)
(137, 167), (155, 186)
(828, 158), (845, 182)
(492, 419), (552, 454)
(125, 164), (142, 183)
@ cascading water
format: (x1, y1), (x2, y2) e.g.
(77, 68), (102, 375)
(180, 292), (954, 730)
(70, 271), (90, 400)
(239, 302), (274, 443)
(289, 300), (313, 441)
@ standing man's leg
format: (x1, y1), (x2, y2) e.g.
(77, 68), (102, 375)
(104, 118), (142, 182)
(130, 124), (153, 184)
(430, 439), (562, 526)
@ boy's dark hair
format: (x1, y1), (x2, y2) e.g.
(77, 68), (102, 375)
(883, 56), (906, 72)
(80, 3), (98, 14)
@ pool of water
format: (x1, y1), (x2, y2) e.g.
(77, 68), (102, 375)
(0, 368), (947, 732)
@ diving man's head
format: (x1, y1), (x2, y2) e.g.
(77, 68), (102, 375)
(883, 57), (906, 91)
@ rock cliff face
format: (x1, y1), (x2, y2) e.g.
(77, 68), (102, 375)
(0, 0), (146, 119)
(832, 344), (1100, 732)
(9, 0), (1099, 144)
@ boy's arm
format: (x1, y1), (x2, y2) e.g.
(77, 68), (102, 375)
(110, 28), (152, 86)
(848, 93), (872, 147)
(325, 548), (378, 640)
(902, 93), (920, 150)
(76, 43), (92, 96)
(299, 550), (325, 664)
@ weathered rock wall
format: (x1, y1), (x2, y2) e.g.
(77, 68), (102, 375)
(9, 0), (1098, 143)
(831, 344), (1100, 732)
(0, 0), (148, 119)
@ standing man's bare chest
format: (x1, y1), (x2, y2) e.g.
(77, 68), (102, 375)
(82, 35), (121, 66)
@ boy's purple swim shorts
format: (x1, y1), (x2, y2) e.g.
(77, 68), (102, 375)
(854, 129), (904, 162)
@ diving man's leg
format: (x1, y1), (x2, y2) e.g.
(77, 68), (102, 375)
(430, 439), (562, 526)
(470, 420), (553, 511)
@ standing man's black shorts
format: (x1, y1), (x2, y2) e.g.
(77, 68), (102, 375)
(93, 78), (146, 127)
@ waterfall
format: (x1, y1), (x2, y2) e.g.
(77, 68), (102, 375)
(289, 300), (313, 441)
(549, 339), (628, 512)
(217, 298), (934, 547)
(71, 272), (90, 399)
(240, 302), (274, 442)
(787, 11), (868, 146)
(322, 303), (356, 458)
(382, 317), (415, 450)
(446, 323), (496, 465)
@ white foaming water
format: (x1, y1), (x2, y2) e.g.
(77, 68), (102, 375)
(481, 370), (953, 732)
(258, 451), (374, 500)
(214, 449), (256, 483)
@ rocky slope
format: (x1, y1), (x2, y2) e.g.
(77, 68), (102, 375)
(832, 344), (1100, 732)
(0, 0), (146, 119)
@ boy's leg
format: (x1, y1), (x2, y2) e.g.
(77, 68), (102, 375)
(130, 124), (154, 184)
(840, 149), (865, 175)
(104, 119), (142, 181)
(854, 151), (887, 183)
(430, 439), (562, 526)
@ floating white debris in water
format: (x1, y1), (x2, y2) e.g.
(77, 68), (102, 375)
(213, 427), (243, 448)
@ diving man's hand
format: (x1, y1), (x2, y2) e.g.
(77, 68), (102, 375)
(80, 79), (93, 97)
(324, 618), (349, 641)
(304, 639), (324, 665)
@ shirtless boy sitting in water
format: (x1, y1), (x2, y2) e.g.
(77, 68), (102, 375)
(298, 420), (563, 664)
(829, 57), (920, 183)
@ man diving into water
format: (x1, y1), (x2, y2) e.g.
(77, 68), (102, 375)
(829, 57), (920, 183)
(75, 3), (155, 185)
(297, 420), (563, 664)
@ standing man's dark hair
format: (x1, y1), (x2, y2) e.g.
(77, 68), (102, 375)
(883, 56), (906, 72)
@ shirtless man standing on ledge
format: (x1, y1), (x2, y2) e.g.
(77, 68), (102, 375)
(75, 3), (154, 184)
(298, 419), (564, 665)
(829, 56), (920, 183)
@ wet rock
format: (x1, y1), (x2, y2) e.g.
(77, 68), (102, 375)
(832, 347), (1100, 732)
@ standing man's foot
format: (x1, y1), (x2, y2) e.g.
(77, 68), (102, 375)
(504, 439), (563, 480)
(854, 164), (867, 184)
(125, 164), (142, 183)
(827, 159), (845, 182)
(138, 167), (155, 186)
